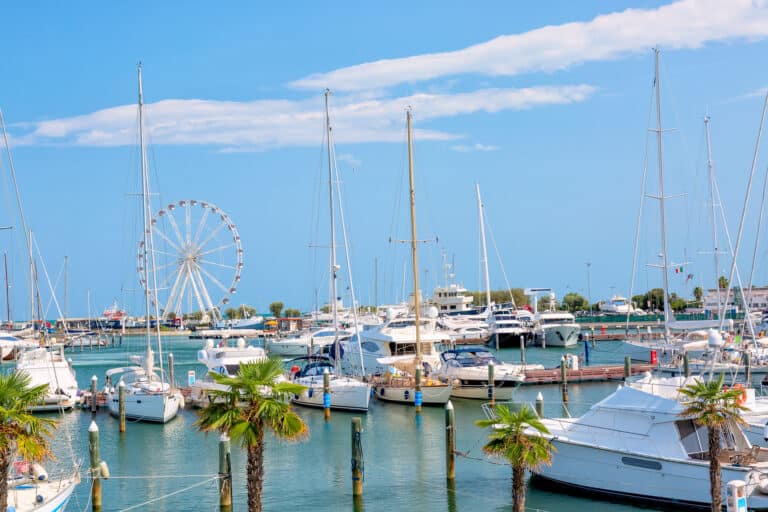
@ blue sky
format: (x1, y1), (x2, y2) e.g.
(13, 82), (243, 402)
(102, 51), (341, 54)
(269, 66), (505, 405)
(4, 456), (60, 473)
(3, 0), (768, 319)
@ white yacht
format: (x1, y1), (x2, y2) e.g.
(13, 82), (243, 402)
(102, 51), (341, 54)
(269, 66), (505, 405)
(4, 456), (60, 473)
(268, 327), (354, 358)
(188, 338), (268, 407)
(435, 347), (534, 400)
(487, 308), (532, 348)
(430, 283), (475, 315)
(533, 310), (580, 348)
(214, 315), (264, 330)
(7, 460), (80, 512)
(15, 347), (80, 411)
(289, 356), (371, 412)
(350, 311), (449, 375)
(371, 356), (452, 405)
(0, 333), (38, 360)
(531, 382), (768, 509)
(598, 295), (634, 315)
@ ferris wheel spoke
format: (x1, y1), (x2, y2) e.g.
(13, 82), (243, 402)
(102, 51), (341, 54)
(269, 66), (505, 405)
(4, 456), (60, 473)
(199, 243), (235, 257)
(194, 267), (220, 319)
(198, 259), (238, 270)
(173, 272), (192, 317)
(196, 221), (227, 251)
(186, 263), (208, 315)
(154, 260), (179, 273)
(164, 209), (187, 249)
(197, 264), (231, 295)
(153, 229), (182, 254)
(162, 265), (186, 318)
(192, 208), (211, 247)
(185, 203), (192, 245)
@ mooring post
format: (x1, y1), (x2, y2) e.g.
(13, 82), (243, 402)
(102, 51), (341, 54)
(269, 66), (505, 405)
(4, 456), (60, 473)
(520, 335), (526, 366)
(535, 391), (544, 418)
(560, 357), (568, 404)
(90, 375), (98, 413)
(414, 366), (423, 414)
(624, 356), (631, 380)
(168, 353), (175, 388)
(118, 380), (126, 433)
(445, 400), (455, 481)
(745, 352), (752, 385)
(583, 337), (590, 365)
(351, 417), (364, 497)
(89, 421), (102, 512)
(487, 362), (495, 406)
(683, 353), (691, 378)
(495, 332), (499, 351)
(219, 433), (232, 511)
(323, 368), (331, 421)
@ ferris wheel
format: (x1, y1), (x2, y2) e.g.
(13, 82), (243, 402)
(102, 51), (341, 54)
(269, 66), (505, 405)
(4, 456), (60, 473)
(138, 199), (243, 323)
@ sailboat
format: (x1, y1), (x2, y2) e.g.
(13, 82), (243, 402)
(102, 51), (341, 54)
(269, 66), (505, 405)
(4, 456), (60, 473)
(104, 64), (183, 423)
(290, 90), (371, 412)
(370, 109), (451, 406)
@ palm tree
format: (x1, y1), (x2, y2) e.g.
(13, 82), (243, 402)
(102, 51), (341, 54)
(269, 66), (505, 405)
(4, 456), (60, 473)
(196, 358), (308, 512)
(0, 372), (55, 510)
(678, 374), (748, 512)
(476, 404), (554, 512)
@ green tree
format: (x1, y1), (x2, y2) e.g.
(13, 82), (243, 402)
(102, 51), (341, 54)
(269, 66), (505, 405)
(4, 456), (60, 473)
(0, 373), (56, 510)
(693, 286), (704, 306)
(470, 289), (529, 307)
(241, 305), (257, 317)
(166, 311), (177, 320)
(561, 292), (588, 312)
(268, 302), (284, 318)
(196, 359), (308, 512)
(224, 307), (241, 320)
(320, 304), (331, 314)
(678, 375), (748, 512)
(476, 405), (555, 512)
(670, 297), (687, 312)
(284, 308), (301, 318)
(718, 275), (729, 290)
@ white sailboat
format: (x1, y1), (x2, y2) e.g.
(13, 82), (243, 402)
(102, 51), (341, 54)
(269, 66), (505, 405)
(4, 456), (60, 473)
(290, 90), (371, 412)
(15, 346), (80, 412)
(104, 64), (182, 424)
(370, 109), (451, 407)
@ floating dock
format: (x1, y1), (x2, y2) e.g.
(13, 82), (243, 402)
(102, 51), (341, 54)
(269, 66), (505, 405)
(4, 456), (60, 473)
(522, 364), (652, 385)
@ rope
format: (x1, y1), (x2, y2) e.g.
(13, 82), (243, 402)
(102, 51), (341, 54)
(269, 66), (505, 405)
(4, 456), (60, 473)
(93, 472), (220, 480)
(118, 475), (220, 511)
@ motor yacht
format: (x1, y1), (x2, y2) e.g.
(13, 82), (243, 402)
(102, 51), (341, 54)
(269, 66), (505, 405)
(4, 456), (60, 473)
(268, 327), (354, 358)
(288, 356), (371, 412)
(487, 308), (532, 348)
(15, 346), (80, 411)
(435, 347), (534, 400)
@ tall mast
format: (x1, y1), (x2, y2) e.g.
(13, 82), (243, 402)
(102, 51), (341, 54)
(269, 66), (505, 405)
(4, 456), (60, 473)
(64, 255), (68, 326)
(0, 111), (34, 323)
(3, 252), (9, 325)
(325, 89), (340, 371)
(653, 49), (672, 336)
(704, 116), (722, 315)
(476, 184), (492, 309)
(407, 109), (422, 366)
(138, 64), (153, 355)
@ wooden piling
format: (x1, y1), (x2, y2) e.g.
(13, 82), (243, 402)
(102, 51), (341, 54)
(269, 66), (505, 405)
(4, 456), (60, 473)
(520, 335), (526, 366)
(118, 380), (126, 434)
(351, 417), (363, 497)
(90, 375), (98, 413)
(445, 401), (455, 481)
(487, 362), (495, 406)
(535, 392), (544, 418)
(560, 358), (568, 404)
(323, 368), (331, 421)
(89, 421), (102, 512)
(745, 352), (751, 384)
(583, 337), (590, 365)
(683, 353), (690, 377)
(219, 433), (232, 511)
(624, 356), (631, 379)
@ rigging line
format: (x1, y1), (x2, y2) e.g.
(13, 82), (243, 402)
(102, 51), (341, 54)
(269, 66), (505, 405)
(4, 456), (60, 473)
(43, 260), (66, 322)
(118, 475), (220, 512)
(484, 204), (516, 306)
(32, 234), (67, 325)
(627, 77), (656, 332)
(745, 164), (768, 315)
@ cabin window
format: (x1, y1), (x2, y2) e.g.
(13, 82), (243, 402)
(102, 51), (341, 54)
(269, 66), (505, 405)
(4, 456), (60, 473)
(361, 342), (379, 353)
(676, 420), (709, 459)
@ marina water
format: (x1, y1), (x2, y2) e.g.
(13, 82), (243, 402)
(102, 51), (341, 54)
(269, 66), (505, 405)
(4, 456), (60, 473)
(39, 336), (661, 511)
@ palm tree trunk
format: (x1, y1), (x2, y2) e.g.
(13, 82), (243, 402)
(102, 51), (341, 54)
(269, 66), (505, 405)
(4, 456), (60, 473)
(246, 427), (265, 512)
(0, 447), (10, 511)
(708, 426), (722, 512)
(512, 464), (526, 512)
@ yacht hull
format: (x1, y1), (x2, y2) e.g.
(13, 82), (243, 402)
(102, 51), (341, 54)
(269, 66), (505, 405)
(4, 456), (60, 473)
(535, 325), (580, 347)
(9, 473), (79, 512)
(268, 340), (331, 358)
(486, 332), (529, 349)
(107, 391), (182, 423)
(372, 383), (451, 405)
(292, 377), (371, 412)
(536, 439), (768, 509)
(449, 382), (519, 401)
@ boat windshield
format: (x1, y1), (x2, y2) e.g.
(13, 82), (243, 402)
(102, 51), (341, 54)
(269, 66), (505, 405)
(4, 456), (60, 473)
(443, 351), (500, 366)
(676, 419), (737, 460)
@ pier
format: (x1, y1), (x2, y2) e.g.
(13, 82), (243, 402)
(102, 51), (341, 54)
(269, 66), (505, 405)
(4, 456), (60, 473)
(522, 364), (652, 385)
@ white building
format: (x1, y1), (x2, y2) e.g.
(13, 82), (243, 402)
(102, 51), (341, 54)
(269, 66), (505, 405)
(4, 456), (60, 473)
(701, 287), (768, 313)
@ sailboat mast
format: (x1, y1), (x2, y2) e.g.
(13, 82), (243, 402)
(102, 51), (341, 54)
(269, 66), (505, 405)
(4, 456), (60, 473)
(476, 184), (492, 309)
(137, 64), (153, 352)
(3, 252), (9, 325)
(325, 90), (340, 370)
(653, 49), (672, 335)
(64, 255), (68, 327)
(704, 116), (722, 315)
(406, 110), (422, 364)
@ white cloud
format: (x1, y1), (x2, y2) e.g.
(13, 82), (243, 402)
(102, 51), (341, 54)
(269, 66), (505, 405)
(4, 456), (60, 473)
(291, 0), (768, 92)
(452, 143), (499, 153)
(15, 85), (595, 149)
(336, 153), (362, 167)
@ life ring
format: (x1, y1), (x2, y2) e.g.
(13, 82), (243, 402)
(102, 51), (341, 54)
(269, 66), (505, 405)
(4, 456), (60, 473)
(733, 383), (747, 405)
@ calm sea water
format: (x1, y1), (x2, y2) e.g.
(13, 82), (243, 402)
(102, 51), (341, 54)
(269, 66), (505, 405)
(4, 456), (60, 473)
(29, 336), (663, 512)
